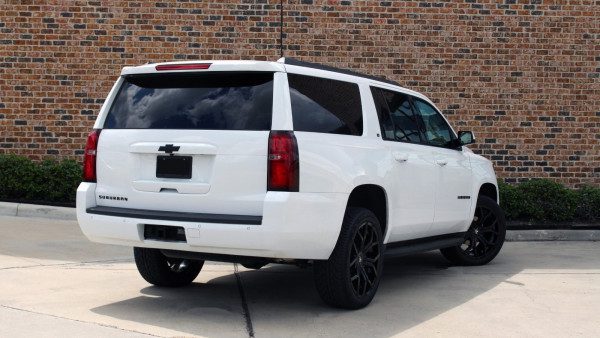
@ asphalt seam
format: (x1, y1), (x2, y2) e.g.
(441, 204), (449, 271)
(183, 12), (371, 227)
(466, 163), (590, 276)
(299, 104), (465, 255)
(0, 304), (162, 337)
(234, 263), (255, 338)
(0, 258), (131, 271)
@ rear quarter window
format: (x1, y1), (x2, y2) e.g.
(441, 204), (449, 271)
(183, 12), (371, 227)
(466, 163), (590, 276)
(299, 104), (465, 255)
(288, 74), (363, 136)
(104, 72), (273, 130)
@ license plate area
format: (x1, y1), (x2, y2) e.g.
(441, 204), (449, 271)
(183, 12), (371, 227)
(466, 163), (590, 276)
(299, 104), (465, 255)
(156, 155), (192, 179)
(144, 224), (187, 242)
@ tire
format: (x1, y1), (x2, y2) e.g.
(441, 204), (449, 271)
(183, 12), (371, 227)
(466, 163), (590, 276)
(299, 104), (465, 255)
(440, 195), (506, 266)
(133, 247), (204, 287)
(314, 207), (384, 309)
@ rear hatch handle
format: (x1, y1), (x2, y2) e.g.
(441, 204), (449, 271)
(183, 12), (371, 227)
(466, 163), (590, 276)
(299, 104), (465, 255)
(132, 180), (211, 194)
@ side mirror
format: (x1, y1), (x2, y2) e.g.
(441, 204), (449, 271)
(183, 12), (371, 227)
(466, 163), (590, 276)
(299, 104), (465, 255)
(458, 131), (475, 146)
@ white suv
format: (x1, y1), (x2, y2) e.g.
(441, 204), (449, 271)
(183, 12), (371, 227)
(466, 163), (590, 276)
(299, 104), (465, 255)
(77, 58), (505, 309)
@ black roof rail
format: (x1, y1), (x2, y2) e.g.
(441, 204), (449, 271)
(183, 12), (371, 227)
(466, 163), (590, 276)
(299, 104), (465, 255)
(281, 57), (400, 86)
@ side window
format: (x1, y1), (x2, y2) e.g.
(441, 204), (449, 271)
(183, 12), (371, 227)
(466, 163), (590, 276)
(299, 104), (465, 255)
(370, 87), (395, 140)
(413, 99), (456, 147)
(371, 87), (424, 144)
(288, 74), (363, 136)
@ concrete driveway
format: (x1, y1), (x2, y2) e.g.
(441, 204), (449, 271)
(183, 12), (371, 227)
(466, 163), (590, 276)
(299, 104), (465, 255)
(0, 215), (599, 337)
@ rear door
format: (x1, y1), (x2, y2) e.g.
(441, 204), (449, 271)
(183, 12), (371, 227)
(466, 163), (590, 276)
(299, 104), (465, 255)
(370, 87), (437, 241)
(95, 71), (275, 216)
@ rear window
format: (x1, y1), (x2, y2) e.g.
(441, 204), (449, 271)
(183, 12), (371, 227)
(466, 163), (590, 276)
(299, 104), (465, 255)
(288, 74), (363, 136)
(104, 72), (273, 130)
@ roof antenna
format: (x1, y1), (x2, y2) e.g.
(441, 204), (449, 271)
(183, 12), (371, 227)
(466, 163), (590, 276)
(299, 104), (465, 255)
(279, 0), (284, 58)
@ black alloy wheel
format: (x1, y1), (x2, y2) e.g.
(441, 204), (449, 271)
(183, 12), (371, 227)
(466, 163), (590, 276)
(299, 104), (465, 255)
(461, 204), (501, 257)
(134, 247), (204, 287)
(349, 220), (381, 297)
(314, 207), (384, 309)
(441, 195), (506, 266)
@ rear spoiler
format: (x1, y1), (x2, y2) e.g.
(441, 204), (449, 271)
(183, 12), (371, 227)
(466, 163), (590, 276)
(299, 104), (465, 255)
(121, 60), (285, 76)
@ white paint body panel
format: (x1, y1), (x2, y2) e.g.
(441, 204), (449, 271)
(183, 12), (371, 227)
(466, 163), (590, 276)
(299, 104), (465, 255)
(77, 59), (498, 260)
(95, 129), (269, 215)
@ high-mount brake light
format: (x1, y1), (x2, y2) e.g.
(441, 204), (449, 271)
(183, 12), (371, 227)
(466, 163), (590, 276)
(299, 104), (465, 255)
(83, 129), (101, 182)
(155, 63), (211, 71)
(267, 131), (299, 192)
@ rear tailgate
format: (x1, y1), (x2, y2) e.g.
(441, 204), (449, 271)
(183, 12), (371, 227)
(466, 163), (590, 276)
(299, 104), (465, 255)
(95, 71), (274, 217)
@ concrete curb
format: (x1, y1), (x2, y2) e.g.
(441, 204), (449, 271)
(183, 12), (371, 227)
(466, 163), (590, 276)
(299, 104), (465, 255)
(0, 202), (76, 221)
(0, 202), (18, 217)
(506, 230), (600, 242)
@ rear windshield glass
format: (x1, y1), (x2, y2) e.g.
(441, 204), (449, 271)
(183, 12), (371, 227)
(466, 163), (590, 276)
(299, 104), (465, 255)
(104, 72), (273, 130)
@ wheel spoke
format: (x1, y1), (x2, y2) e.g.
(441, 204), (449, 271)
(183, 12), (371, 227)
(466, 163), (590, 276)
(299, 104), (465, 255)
(475, 236), (488, 255)
(352, 242), (360, 256)
(475, 207), (484, 226)
(481, 220), (498, 234)
(481, 228), (498, 235)
(478, 242), (487, 255)
(356, 268), (365, 295)
(365, 240), (378, 253)
(362, 267), (373, 287)
(360, 224), (368, 249)
(364, 261), (378, 280)
(476, 234), (489, 247)
(366, 253), (380, 263)
(359, 267), (368, 282)
(480, 208), (492, 227)
(360, 269), (368, 295)
(356, 228), (366, 250)
(364, 224), (372, 241)
(479, 235), (492, 254)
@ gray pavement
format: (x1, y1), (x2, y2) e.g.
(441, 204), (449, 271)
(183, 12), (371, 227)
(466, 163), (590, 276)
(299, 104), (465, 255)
(0, 215), (599, 337)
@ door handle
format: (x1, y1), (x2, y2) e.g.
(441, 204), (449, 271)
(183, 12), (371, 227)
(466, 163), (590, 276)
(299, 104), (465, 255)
(436, 159), (448, 166)
(393, 152), (409, 162)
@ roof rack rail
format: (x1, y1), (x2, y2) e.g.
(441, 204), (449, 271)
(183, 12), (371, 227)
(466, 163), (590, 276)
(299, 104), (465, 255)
(280, 57), (400, 86)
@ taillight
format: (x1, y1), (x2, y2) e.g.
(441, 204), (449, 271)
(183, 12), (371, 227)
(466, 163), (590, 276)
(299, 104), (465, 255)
(83, 129), (101, 182)
(155, 63), (211, 71)
(267, 131), (299, 192)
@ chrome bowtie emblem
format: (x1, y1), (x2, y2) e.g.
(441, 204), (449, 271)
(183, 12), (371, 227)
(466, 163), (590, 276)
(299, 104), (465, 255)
(158, 144), (180, 154)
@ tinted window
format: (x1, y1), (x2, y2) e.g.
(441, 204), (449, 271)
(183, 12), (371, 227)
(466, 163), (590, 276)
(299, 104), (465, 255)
(104, 72), (273, 130)
(413, 99), (455, 147)
(288, 74), (362, 136)
(371, 87), (424, 143)
(370, 88), (395, 140)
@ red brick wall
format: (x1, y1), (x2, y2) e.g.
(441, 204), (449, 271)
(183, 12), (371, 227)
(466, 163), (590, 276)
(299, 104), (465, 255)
(1, 1), (598, 187)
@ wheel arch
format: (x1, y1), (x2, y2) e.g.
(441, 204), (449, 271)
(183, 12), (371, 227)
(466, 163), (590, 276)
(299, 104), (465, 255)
(345, 184), (388, 239)
(478, 182), (498, 203)
(466, 181), (499, 229)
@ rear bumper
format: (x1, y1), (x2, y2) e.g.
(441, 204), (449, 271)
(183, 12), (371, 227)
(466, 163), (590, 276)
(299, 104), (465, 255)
(76, 183), (347, 260)
(86, 206), (262, 225)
